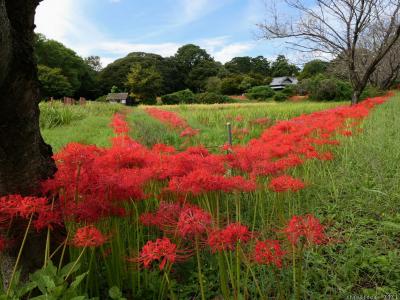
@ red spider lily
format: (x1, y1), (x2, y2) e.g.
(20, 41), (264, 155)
(145, 107), (188, 129)
(167, 169), (256, 196)
(208, 223), (252, 252)
(140, 202), (182, 232)
(235, 115), (244, 122)
(252, 240), (286, 268)
(72, 225), (108, 248)
(33, 210), (63, 231)
(283, 214), (326, 246)
(111, 113), (129, 134)
(0, 195), (48, 219)
(133, 237), (182, 270)
(152, 143), (176, 154)
(268, 175), (305, 193)
(180, 127), (200, 138)
(177, 206), (212, 238)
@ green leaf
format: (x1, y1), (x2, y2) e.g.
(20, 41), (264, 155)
(109, 286), (122, 299)
(17, 281), (38, 297)
(70, 297), (87, 300)
(60, 262), (81, 278)
(70, 272), (88, 289)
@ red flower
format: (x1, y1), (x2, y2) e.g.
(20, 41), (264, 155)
(253, 240), (285, 268)
(208, 222), (252, 252)
(0, 195), (48, 219)
(135, 237), (178, 270)
(72, 225), (107, 248)
(33, 210), (62, 231)
(284, 214), (326, 246)
(268, 175), (305, 193)
(180, 127), (200, 138)
(177, 206), (212, 238)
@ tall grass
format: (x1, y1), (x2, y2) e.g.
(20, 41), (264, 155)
(136, 101), (343, 148)
(40, 101), (123, 152)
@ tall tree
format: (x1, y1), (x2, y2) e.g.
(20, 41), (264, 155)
(0, 0), (56, 196)
(258, 0), (400, 104)
(271, 55), (299, 77)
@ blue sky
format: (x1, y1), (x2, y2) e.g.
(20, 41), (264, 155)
(35, 0), (312, 66)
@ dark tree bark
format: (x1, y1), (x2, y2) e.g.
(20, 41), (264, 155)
(0, 0), (56, 197)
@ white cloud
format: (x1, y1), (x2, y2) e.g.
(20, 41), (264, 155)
(213, 43), (254, 63)
(99, 41), (181, 57)
(35, 0), (254, 66)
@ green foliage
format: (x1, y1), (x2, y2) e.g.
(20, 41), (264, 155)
(205, 76), (222, 93)
(161, 89), (196, 105)
(1, 261), (88, 300)
(281, 84), (296, 96)
(274, 92), (289, 102)
(299, 59), (329, 79)
(238, 74), (265, 92)
(300, 75), (353, 101)
(194, 92), (233, 104)
(174, 44), (221, 92)
(35, 34), (100, 99)
(224, 56), (270, 76)
(110, 85), (120, 93)
(126, 63), (163, 103)
(360, 85), (385, 100)
(245, 85), (275, 100)
(39, 102), (85, 129)
(220, 75), (244, 95)
(38, 65), (73, 98)
(271, 55), (300, 77)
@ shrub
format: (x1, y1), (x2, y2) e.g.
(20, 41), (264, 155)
(95, 95), (107, 102)
(301, 75), (352, 101)
(220, 76), (244, 95)
(161, 89), (196, 105)
(282, 85), (296, 96)
(360, 85), (384, 100)
(274, 92), (289, 102)
(245, 85), (275, 101)
(194, 92), (233, 104)
(205, 76), (222, 93)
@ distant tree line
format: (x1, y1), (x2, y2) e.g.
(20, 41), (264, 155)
(35, 34), (399, 103)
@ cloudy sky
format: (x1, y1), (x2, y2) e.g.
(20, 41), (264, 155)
(35, 0), (311, 66)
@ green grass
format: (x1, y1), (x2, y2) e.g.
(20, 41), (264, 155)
(295, 94), (400, 298)
(133, 101), (344, 148)
(40, 101), (124, 152)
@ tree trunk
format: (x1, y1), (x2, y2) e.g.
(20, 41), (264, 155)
(351, 90), (360, 106)
(0, 0), (56, 197)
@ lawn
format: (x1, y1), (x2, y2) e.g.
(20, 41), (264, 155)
(30, 96), (400, 300)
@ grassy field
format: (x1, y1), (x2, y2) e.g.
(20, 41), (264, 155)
(34, 96), (400, 299)
(40, 101), (122, 152)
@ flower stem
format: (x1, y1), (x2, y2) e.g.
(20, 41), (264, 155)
(7, 214), (33, 296)
(195, 237), (205, 300)
(65, 246), (86, 281)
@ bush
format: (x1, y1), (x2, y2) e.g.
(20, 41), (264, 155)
(282, 85), (296, 96)
(360, 85), (384, 100)
(300, 75), (353, 101)
(161, 89), (195, 105)
(274, 92), (289, 102)
(194, 92), (233, 104)
(245, 85), (275, 101)
(220, 76), (244, 95)
(95, 95), (108, 102)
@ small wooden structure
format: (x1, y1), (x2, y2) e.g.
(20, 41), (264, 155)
(270, 77), (298, 90)
(106, 93), (130, 105)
